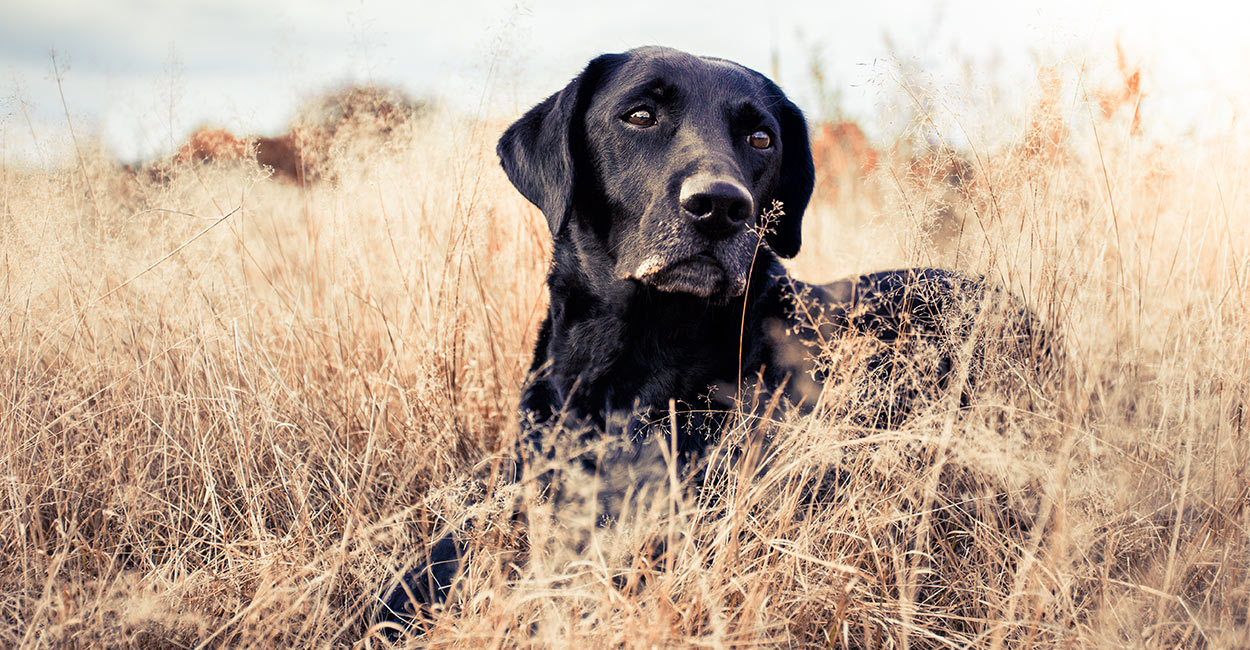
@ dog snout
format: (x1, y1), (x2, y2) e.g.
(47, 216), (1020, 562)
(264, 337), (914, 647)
(679, 175), (754, 237)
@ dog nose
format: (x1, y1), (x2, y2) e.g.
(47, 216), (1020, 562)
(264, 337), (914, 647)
(679, 176), (754, 236)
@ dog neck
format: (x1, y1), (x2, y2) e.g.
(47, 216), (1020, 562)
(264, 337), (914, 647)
(532, 240), (793, 423)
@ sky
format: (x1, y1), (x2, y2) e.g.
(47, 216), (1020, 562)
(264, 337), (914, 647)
(3, 0), (1249, 164)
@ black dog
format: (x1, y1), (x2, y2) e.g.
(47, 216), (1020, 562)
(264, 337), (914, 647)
(379, 46), (1041, 628)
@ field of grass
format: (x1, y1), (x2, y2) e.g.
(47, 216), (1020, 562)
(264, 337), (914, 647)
(1, 56), (1248, 648)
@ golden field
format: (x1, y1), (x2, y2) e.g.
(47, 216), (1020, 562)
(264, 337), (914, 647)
(1, 58), (1248, 648)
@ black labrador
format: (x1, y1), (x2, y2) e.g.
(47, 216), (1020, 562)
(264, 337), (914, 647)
(379, 46), (1041, 628)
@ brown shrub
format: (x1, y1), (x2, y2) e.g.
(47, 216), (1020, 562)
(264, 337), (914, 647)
(172, 126), (248, 165)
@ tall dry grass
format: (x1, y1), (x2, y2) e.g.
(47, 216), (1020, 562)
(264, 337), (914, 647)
(1, 58), (1247, 648)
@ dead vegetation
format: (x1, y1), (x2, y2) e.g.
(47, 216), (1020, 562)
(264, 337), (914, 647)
(1, 51), (1247, 649)
(136, 84), (427, 186)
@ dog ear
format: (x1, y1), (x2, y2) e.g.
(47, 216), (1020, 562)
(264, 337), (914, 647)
(766, 90), (815, 259)
(497, 54), (623, 235)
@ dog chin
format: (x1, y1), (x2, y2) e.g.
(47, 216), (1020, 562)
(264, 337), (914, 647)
(636, 257), (747, 299)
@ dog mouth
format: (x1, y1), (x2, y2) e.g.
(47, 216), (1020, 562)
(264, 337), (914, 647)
(633, 252), (743, 298)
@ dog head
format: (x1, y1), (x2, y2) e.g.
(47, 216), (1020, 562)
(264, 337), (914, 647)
(498, 47), (815, 299)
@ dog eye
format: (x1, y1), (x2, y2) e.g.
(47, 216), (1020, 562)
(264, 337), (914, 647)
(747, 130), (772, 149)
(623, 107), (656, 127)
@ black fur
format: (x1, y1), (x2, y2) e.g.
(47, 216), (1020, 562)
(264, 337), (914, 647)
(378, 47), (1039, 630)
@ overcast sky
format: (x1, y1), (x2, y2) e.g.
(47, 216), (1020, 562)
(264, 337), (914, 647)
(3, 0), (1249, 163)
